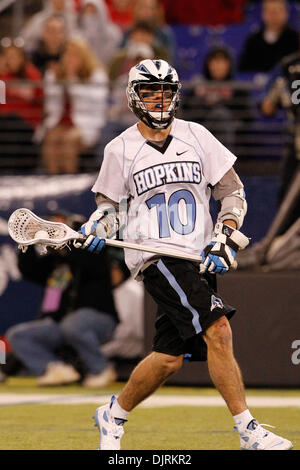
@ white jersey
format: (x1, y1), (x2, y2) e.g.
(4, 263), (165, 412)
(92, 118), (236, 278)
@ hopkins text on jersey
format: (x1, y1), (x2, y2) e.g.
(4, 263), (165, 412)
(133, 161), (202, 196)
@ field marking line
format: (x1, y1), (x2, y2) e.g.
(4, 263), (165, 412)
(0, 393), (300, 407)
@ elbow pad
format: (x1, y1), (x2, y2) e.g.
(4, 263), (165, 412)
(217, 188), (247, 230)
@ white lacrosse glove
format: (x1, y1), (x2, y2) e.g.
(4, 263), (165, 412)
(75, 206), (118, 253)
(200, 222), (250, 275)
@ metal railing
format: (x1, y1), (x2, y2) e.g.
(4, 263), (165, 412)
(0, 78), (292, 174)
(180, 78), (292, 167)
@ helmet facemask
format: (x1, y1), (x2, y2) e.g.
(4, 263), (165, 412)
(127, 59), (181, 129)
(127, 80), (181, 129)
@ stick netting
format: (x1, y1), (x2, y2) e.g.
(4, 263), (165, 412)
(8, 209), (67, 243)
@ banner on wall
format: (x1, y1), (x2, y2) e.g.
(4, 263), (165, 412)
(0, 174), (97, 334)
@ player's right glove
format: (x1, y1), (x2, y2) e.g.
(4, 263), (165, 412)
(75, 206), (118, 254)
(79, 207), (118, 239)
(200, 222), (250, 275)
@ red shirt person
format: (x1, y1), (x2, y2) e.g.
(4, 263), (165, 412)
(0, 43), (43, 129)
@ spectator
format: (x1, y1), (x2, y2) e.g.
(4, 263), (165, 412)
(260, 49), (300, 235)
(0, 40), (43, 171)
(77, 0), (122, 66)
(105, 0), (134, 31)
(101, 247), (144, 361)
(160, 0), (247, 26)
(239, 0), (299, 73)
(6, 211), (119, 388)
(108, 21), (169, 83)
(39, 37), (108, 174)
(122, 0), (175, 64)
(182, 46), (253, 151)
(21, 0), (78, 54)
(102, 276), (144, 360)
(30, 15), (67, 75)
(0, 46), (6, 74)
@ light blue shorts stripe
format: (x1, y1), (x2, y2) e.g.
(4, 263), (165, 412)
(156, 260), (202, 334)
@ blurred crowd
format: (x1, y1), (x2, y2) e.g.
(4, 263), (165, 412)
(1, 209), (144, 387)
(0, 0), (299, 179)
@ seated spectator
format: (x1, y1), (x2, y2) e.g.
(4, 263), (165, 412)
(105, 0), (134, 31)
(0, 46), (6, 74)
(5, 211), (120, 388)
(21, 0), (78, 54)
(30, 15), (67, 75)
(109, 21), (169, 83)
(102, 276), (144, 360)
(182, 46), (253, 152)
(260, 48), (300, 235)
(160, 0), (247, 26)
(101, 247), (144, 361)
(77, 0), (122, 66)
(39, 37), (108, 174)
(0, 40), (43, 171)
(122, 0), (175, 63)
(239, 0), (299, 73)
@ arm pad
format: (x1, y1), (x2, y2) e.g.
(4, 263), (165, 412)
(217, 188), (247, 230)
(214, 222), (250, 250)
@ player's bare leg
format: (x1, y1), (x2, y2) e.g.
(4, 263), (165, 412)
(93, 352), (183, 449)
(117, 352), (183, 411)
(203, 316), (293, 449)
(203, 315), (247, 415)
(117, 316), (246, 415)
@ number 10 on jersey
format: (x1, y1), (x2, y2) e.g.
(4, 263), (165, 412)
(146, 189), (198, 238)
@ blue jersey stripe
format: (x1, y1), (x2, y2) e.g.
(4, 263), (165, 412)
(156, 260), (202, 334)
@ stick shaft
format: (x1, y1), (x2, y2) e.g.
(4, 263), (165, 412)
(104, 238), (237, 269)
(104, 238), (202, 262)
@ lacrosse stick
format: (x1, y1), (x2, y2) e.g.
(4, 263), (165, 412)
(7, 207), (202, 261)
(8, 208), (237, 268)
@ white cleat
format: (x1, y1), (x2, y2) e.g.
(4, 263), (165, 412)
(93, 396), (126, 450)
(236, 419), (293, 450)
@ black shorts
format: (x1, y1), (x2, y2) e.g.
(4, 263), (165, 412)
(143, 257), (236, 362)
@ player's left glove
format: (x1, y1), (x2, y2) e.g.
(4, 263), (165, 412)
(200, 222), (250, 275)
(73, 226), (106, 253)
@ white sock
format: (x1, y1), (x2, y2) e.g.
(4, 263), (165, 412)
(110, 397), (129, 421)
(233, 409), (255, 432)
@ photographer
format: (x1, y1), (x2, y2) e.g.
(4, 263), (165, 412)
(6, 210), (119, 388)
(261, 48), (300, 235)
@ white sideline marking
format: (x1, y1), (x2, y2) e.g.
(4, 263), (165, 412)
(0, 393), (300, 407)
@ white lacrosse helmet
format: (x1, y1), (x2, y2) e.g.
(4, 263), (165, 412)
(126, 59), (181, 129)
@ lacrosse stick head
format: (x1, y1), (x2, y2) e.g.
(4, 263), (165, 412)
(8, 208), (83, 252)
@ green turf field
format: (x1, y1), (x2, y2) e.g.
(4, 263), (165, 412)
(0, 379), (299, 450)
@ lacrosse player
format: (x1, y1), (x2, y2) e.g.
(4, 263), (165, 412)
(80, 59), (293, 450)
